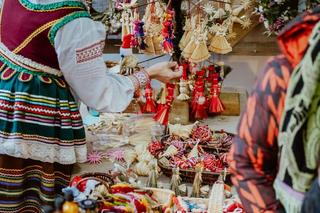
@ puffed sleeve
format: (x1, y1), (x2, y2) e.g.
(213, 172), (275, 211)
(54, 18), (148, 112)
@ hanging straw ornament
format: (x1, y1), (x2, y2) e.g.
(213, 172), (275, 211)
(187, 140), (200, 158)
(142, 82), (157, 113)
(194, 93), (208, 120)
(208, 72), (224, 114)
(153, 83), (175, 125)
(161, 144), (178, 158)
(120, 10), (131, 41)
(191, 68), (208, 120)
(143, 0), (164, 55)
(132, 18), (146, 51)
(177, 63), (190, 101)
(181, 28), (198, 59)
(179, 17), (192, 50)
(170, 167), (182, 195)
(209, 23), (232, 54)
(207, 174), (225, 212)
(161, 9), (175, 54)
(189, 28), (211, 63)
(191, 165), (203, 198)
(156, 83), (168, 111)
(146, 160), (159, 187)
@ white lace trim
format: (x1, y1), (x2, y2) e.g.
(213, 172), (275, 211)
(0, 42), (63, 76)
(0, 138), (87, 165)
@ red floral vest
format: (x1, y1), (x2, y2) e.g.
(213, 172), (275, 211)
(0, 0), (89, 69)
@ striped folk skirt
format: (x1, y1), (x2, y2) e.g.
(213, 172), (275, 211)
(0, 155), (72, 212)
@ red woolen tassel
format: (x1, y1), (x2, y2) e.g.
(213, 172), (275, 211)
(142, 83), (157, 113)
(209, 84), (225, 113)
(191, 81), (205, 114)
(193, 95), (208, 119)
(181, 62), (189, 80)
(153, 83), (175, 125)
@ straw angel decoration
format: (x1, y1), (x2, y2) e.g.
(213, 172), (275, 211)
(224, 0), (252, 40)
(179, 16), (192, 50)
(208, 21), (232, 54)
(189, 21), (211, 63)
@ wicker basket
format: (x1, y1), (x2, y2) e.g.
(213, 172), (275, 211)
(159, 162), (231, 185)
(77, 172), (114, 187)
(200, 131), (234, 154)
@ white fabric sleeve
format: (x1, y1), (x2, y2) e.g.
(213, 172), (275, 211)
(54, 18), (135, 113)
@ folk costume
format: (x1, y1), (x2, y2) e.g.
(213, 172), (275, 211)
(0, 0), (149, 212)
(229, 7), (320, 213)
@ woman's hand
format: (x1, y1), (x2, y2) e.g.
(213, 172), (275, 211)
(146, 61), (182, 83)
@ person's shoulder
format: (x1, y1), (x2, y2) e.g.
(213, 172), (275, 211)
(254, 55), (293, 95)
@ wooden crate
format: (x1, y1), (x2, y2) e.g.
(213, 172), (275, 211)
(220, 92), (240, 116)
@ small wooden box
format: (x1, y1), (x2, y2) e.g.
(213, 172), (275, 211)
(220, 92), (240, 116)
(169, 99), (189, 125)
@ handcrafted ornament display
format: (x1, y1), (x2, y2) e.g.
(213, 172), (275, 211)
(87, 151), (105, 164)
(146, 160), (159, 188)
(161, 9), (175, 54)
(191, 124), (212, 144)
(120, 10), (132, 41)
(64, 181), (167, 212)
(177, 63), (191, 101)
(190, 166), (203, 198)
(209, 72), (225, 114)
(191, 70), (208, 120)
(178, 0), (254, 56)
(156, 83), (168, 111)
(153, 83), (175, 125)
(105, 148), (126, 163)
(143, 0), (165, 55)
(189, 23), (210, 63)
(208, 23), (232, 54)
(142, 82), (157, 113)
(132, 12), (146, 51)
(168, 122), (195, 139)
(87, 0), (122, 34)
(179, 17), (192, 50)
(119, 34), (138, 76)
(208, 175), (225, 213)
(170, 167), (182, 195)
(148, 139), (165, 157)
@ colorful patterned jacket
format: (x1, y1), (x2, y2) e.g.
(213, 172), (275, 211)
(229, 8), (320, 213)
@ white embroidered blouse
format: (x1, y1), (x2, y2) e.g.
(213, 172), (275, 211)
(0, 0), (147, 113)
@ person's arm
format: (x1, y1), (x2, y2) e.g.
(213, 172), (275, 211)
(229, 56), (292, 213)
(54, 18), (180, 112)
